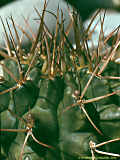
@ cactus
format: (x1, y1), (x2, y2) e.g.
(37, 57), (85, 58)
(0, 1), (120, 160)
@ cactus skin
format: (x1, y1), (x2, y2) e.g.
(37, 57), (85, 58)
(0, 80), (11, 113)
(58, 72), (100, 158)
